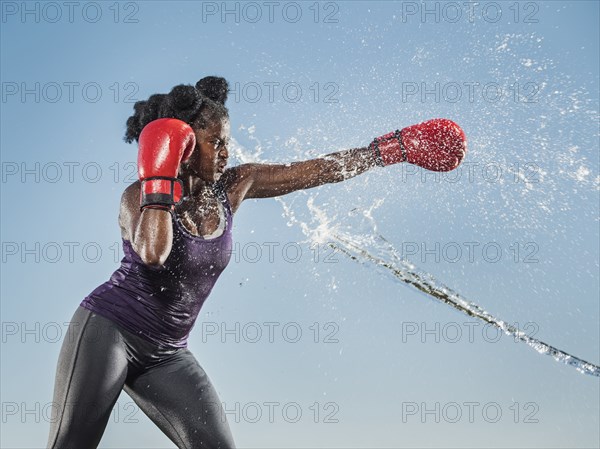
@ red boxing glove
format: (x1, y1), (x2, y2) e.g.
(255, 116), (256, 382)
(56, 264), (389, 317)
(370, 118), (467, 172)
(138, 118), (196, 211)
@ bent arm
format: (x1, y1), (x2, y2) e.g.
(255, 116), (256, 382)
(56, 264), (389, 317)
(242, 146), (377, 199)
(119, 181), (173, 267)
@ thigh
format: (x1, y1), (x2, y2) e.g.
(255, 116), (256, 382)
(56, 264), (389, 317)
(47, 306), (129, 449)
(125, 349), (235, 449)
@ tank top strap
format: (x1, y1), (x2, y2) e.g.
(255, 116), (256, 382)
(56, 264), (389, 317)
(213, 180), (232, 221)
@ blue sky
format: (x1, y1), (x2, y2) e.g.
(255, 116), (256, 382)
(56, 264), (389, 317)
(1, 1), (599, 447)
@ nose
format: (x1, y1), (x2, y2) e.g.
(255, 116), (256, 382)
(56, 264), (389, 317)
(219, 144), (229, 160)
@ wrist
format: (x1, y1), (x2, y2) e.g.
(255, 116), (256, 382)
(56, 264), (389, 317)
(140, 204), (173, 213)
(369, 129), (406, 167)
(139, 176), (184, 211)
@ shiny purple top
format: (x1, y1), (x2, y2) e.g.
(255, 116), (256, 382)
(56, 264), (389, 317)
(80, 185), (233, 348)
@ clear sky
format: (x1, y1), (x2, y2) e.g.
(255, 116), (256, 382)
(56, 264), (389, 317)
(1, 1), (599, 448)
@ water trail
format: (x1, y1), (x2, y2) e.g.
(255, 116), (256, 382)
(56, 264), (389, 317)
(232, 132), (599, 377)
(329, 232), (600, 378)
(229, 26), (598, 378)
(275, 192), (600, 378)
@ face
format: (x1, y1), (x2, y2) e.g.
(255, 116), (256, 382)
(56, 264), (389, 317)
(181, 118), (230, 183)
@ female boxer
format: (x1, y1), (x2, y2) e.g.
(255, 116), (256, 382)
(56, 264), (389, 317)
(47, 76), (466, 448)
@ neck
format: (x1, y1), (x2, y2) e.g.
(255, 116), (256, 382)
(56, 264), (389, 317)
(180, 173), (214, 199)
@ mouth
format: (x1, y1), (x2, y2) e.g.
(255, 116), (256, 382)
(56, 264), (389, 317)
(217, 162), (227, 174)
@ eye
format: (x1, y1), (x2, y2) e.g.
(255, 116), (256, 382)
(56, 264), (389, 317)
(213, 138), (229, 150)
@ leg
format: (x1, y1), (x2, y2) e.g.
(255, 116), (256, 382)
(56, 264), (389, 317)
(47, 307), (129, 449)
(125, 348), (236, 449)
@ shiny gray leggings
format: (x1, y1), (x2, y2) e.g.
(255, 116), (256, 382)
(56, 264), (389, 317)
(47, 306), (236, 448)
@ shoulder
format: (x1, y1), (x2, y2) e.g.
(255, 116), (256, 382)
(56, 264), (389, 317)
(217, 164), (257, 214)
(119, 181), (142, 240)
(219, 164), (256, 187)
(121, 181), (141, 213)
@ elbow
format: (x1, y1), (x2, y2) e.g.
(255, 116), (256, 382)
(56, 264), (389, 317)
(134, 242), (169, 268)
(142, 255), (166, 269)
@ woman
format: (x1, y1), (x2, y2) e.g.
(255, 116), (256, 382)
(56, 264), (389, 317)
(47, 76), (466, 448)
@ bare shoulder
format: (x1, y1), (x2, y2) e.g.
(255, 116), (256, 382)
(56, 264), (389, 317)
(219, 164), (256, 214)
(122, 180), (141, 203)
(119, 181), (141, 241)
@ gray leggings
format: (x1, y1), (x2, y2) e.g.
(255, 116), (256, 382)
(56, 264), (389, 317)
(46, 306), (236, 449)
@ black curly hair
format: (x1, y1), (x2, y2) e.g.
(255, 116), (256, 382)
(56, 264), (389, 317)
(124, 76), (229, 143)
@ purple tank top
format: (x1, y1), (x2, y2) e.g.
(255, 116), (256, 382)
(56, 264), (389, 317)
(80, 184), (233, 348)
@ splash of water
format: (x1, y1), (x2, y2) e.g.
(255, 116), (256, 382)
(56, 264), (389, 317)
(231, 134), (599, 378)
(334, 238), (599, 376)
(230, 27), (599, 375)
(292, 197), (600, 377)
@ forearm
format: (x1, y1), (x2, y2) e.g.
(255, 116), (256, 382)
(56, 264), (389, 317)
(318, 146), (378, 184)
(315, 118), (467, 182)
(243, 118), (466, 199)
(242, 146), (378, 198)
(133, 209), (173, 267)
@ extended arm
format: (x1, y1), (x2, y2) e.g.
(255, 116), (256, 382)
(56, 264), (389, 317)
(234, 118), (467, 201)
(241, 146), (376, 199)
